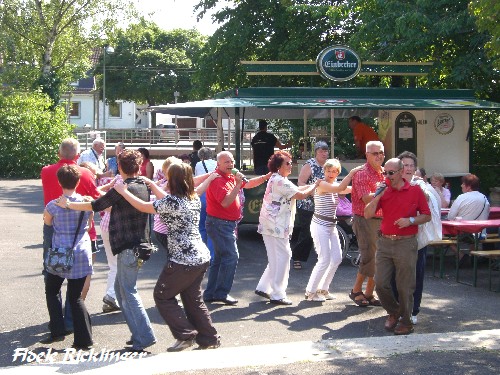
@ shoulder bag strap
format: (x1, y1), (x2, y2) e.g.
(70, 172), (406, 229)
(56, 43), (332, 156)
(473, 197), (487, 221)
(71, 211), (86, 249)
(202, 160), (209, 173)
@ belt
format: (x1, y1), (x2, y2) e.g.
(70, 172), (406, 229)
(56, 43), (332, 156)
(380, 234), (416, 240)
(313, 213), (337, 223)
(354, 214), (382, 220)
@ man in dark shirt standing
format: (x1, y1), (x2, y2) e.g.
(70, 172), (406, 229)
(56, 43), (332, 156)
(251, 120), (290, 175)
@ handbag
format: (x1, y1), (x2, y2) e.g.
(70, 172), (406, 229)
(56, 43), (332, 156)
(44, 211), (85, 273)
(133, 212), (157, 266)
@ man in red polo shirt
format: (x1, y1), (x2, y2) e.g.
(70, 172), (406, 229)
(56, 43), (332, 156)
(41, 138), (100, 331)
(365, 158), (431, 335)
(349, 141), (385, 307)
(203, 151), (269, 305)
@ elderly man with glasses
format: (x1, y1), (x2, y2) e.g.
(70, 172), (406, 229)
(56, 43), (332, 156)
(365, 158), (431, 335)
(348, 140), (385, 307)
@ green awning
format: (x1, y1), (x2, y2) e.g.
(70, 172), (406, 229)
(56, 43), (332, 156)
(150, 87), (500, 119)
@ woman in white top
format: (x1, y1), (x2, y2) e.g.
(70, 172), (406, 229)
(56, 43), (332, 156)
(256, 151), (319, 305)
(305, 160), (361, 302)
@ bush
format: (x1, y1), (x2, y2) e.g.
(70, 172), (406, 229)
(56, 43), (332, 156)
(471, 110), (500, 196)
(0, 91), (74, 178)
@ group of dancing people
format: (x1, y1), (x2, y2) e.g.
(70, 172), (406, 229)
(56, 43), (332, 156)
(41, 134), (470, 353)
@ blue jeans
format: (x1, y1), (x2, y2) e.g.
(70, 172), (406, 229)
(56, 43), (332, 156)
(115, 248), (156, 350)
(203, 216), (239, 300)
(199, 193), (214, 260)
(43, 223), (73, 332)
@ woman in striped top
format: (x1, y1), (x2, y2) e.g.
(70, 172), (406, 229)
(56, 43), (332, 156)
(305, 160), (362, 302)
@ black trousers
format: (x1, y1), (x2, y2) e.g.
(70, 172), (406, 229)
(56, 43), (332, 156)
(153, 261), (218, 347)
(45, 273), (92, 347)
(291, 208), (315, 262)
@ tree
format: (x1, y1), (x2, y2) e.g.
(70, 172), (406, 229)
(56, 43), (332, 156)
(0, 91), (73, 178)
(328, 0), (498, 97)
(193, 0), (349, 97)
(0, 0), (134, 107)
(469, 0), (500, 68)
(100, 20), (206, 124)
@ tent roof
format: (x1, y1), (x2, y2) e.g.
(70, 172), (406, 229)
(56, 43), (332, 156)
(150, 87), (500, 119)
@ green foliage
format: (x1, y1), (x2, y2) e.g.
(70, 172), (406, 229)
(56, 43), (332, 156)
(193, 0), (347, 97)
(471, 110), (500, 194)
(100, 20), (207, 110)
(469, 0), (500, 68)
(0, 0), (135, 106)
(0, 91), (73, 178)
(329, 0), (498, 95)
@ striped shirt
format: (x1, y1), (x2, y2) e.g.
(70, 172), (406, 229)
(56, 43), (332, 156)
(312, 191), (339, 227)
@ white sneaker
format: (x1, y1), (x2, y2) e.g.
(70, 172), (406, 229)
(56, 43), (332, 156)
(305, 291), (326, 302)
(411, 315), (418, 325)
(317, 290), (336, 300)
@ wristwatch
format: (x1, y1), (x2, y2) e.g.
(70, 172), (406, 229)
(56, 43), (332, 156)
(65, 200), (70, 209)
(409, 217), (415, 225)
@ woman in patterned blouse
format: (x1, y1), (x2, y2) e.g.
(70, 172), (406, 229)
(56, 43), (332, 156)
(114, 163), (221, 351)
(255, 151), (320, 306)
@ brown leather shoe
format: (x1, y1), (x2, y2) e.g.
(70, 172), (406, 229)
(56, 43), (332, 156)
(394, 322), (414, 335)
(384, 314), (399, 331)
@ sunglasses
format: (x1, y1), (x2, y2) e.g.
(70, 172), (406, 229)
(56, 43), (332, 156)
(368, 151), (385, 156)
(382, 169), (401, 176)
(284, 161), (293, 166)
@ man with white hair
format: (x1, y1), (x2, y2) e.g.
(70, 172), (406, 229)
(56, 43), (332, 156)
(78, 138), (112, 179)
(203, 151), (270, 305)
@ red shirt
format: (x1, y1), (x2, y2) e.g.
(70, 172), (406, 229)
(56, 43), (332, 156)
(206, 168), (246, 221)
(354, 122), (379, 155)
(41, 159), (100, 205)
(378, 178), (430, 236)
(351, 163), (384, 217)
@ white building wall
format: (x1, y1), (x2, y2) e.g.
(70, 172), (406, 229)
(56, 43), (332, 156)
(384, 109), (469, 176)
(69, 94), (95, 128)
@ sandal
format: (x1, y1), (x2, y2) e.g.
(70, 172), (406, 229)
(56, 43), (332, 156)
(293, 260), (302, 270)
(349, 290), (369, 307)
(364, 294), (382, 306)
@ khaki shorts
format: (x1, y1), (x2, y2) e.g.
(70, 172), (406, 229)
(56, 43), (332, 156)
(352, 215), (381, 278)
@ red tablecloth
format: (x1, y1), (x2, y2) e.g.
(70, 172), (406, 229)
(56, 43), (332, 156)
(442, 219), (500, 236)
(441, 206), (500, 220)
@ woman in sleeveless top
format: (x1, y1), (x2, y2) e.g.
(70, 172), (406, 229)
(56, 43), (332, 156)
(305, 160), (362, 302)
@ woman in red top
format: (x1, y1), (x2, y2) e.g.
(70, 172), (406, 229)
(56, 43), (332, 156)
(138, 148), (154, 179)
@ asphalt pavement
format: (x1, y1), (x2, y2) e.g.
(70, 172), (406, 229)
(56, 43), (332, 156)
(1, 179), (499, 374)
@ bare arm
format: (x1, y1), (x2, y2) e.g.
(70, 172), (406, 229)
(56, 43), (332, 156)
(221, 176), (244, 208)
(145, 162), (154, 179)
(292, 180), (321, 200)
(317, 165), (363, 194)
(297, 163), (312, 187)
(243, 172), (272, 189)
(43, 209), (53, 226)
(113, 182), (156, 214)
(364, 192), (383, 219)
(55, 196), (93, 211)
(195, 173), (220, 196)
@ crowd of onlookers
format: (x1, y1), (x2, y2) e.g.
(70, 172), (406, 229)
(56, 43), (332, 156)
(39, 131), (492, 352)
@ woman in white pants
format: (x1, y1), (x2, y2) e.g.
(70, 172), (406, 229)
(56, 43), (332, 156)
(256, 151), (319, 305)
(305, 160), (361, 302)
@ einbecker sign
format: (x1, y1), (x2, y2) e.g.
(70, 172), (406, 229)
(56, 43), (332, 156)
(316, 46), (361, 81)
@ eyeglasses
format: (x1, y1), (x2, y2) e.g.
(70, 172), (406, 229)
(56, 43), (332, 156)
(284, 161), (293, 166)
(382, 169), (401, 176)
(368, 151), (385, 157)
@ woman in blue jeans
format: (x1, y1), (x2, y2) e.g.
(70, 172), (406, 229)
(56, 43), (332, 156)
(43, 164), (93, 349)
(114, 163), (221, 352)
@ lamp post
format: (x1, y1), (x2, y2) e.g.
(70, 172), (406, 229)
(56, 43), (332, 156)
(102, 45), (114, 129)
(174, 91), (180, 143)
